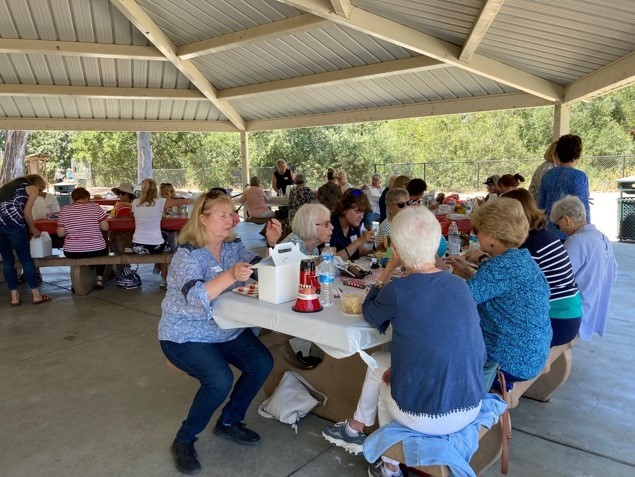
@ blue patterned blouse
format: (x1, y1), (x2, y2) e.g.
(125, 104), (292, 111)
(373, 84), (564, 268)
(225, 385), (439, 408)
(538, 166), (590, 240)
(158, 240), (260, 343)
(467, 248), (552, 380)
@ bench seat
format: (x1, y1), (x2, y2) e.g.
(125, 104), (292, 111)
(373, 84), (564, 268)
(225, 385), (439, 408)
(14, 252), (173, 295)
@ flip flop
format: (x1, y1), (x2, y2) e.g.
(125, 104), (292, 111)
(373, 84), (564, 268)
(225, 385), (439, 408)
(11, 299), (21, 307)
(32, 295), (52, 305)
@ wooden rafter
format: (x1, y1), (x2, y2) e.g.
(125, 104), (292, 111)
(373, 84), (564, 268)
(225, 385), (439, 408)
(276, 0), (562, 102)
(0, 118), (236, 132)
(177, 14), (330, 60)
(330, 0), (352, 18)
(0, 38), (165, 60)
(218, 56), (445, 99)
(0, 84), (205, 100)
(459, 0), (505, 63)
(110, 0), (245, 131)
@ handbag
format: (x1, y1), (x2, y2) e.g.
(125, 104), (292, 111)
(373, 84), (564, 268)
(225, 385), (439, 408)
(258, 371), (327, 432)
(117, 265), (142, 289)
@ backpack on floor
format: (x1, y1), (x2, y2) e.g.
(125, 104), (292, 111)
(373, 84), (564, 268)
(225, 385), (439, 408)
(117, 265), (142, 289)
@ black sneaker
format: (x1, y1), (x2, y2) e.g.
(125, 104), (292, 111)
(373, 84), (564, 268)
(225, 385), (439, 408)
(213, 421), (262, 446)
(170, 439), (201, 475)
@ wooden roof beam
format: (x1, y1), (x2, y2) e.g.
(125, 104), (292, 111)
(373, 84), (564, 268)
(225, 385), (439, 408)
(0, 118), (236, 132)
(110, 0), (246, 131)
(564, 50), (635, 103)
(218, 56), (445, 99)
(0, 38), (165, 60)
(459, 0), (505, 63)
(276, 0), (563, 102)
(330, 0), (352, 18)
(177, 14), (330, 60)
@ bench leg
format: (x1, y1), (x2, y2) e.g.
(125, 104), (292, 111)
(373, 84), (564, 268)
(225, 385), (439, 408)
(470, 420), (504, 476)
(70, 264), (115, 296)
(523, 348), (573, 402)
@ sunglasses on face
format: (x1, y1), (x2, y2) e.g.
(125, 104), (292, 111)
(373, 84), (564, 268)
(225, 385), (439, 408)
(554, 216), (564, 230)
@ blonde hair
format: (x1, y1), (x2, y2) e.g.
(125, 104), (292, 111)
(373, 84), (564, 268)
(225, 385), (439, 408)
(471, 198), (529, 248)
(390, 207), (441, 268)
(138, 178), (158, 206)
(159, 182), (176, 199)
(544, 141), (557, 163)
(393, 175), (410, 190)
(178, 192), (237, 247)
(291, 203), (331, 243)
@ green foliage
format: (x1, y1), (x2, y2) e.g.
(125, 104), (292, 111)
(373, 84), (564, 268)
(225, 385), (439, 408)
(72, 132), (137, 185)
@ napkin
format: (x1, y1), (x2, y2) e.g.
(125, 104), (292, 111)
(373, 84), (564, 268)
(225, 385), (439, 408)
(232, 283), (259, 297)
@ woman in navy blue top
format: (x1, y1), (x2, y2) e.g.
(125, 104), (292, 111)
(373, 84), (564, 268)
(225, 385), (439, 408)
(447, 198), (552, 382)
(330, 188), (375, 260)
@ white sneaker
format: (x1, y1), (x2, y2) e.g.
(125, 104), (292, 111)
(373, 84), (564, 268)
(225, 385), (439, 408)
(159, 279), (167, 288)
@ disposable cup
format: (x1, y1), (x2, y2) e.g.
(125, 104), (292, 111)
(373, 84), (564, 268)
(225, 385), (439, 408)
(341, 292), (363, 315)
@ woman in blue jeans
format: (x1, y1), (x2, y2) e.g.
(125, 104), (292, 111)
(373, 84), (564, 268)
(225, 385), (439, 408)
(0, 174), (51, 306)
(159, 190), (281, 475)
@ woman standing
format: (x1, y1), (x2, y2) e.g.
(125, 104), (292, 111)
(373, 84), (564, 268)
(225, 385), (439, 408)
(528, 141), (557, 202)
(271, 159), (295, 195)
(446, 198), (552, 384)
(131, 178), (191, 287)
(159, 190), (281, 474)
(538, 134), (590, 240)
(502, 189), (582, 346)
(0, 174), (51, 305)
(330, 189), (374, 261)
(57, 188), (110, 290)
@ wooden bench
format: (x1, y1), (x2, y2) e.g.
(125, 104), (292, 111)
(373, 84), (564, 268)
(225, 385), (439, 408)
(381, 339), (577, 476)
(14, 252), (172, 295)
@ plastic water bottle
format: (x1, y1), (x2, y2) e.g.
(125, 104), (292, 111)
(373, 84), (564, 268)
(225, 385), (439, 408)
(469, 229), (479, 251)
(465, 199), (473, 216)
(448, 221), (461, 256)
(318, 244), (335, 308)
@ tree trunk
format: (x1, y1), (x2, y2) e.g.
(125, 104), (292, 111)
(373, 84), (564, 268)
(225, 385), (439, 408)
(136, 132), (153, 184)
(0, 130), (29, 185)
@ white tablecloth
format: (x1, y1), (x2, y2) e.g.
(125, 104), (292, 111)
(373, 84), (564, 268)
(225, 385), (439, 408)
(213, 291), (391, 359)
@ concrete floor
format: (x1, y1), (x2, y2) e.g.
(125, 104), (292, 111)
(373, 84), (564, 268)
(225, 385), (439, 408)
(1, 239), (634, 476)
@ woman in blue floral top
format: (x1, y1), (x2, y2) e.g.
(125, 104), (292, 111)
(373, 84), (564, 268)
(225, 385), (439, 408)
(447, 198), (552, 383)
(159, 190), (281, 475)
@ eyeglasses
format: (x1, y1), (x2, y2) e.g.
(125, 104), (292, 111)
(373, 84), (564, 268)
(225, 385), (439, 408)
(393, 201), (409, 209)
(553, 215), (564, 230)
(315, 221), (331, 228)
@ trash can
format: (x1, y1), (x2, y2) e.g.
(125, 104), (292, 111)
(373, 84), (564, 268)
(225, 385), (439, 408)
(53, 183), (76, 207)
(617, 176), (635, 241)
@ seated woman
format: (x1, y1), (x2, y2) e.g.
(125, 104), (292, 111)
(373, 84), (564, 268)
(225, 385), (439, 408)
(446, 198), (552, 385)
(550, 195), (618, 341)
(280, 203), (333, 255)
(109, 181), (137, 255)
(502, 188), (582, 346)
(287, 173), (315, 225)
(375, 188), (408, 251)
(239, 176), (275, 219)
(323, 207), (486, 477)
(57, 187), (110, 289)
(111, 182), (136, 215)
(159, 190), (281, 475)
(131, 178), (191, 288)
(330, 188), (374, 261)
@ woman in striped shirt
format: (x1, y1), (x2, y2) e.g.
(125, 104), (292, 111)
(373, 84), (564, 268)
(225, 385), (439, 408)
(502, 188), (582, 346)
(57, 187), (110, 290)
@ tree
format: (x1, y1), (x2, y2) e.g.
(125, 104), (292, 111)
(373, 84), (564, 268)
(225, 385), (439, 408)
(0, 130), (29, 184)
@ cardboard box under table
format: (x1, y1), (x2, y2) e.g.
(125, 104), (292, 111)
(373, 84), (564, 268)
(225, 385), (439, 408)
(213, 288), (391, 422)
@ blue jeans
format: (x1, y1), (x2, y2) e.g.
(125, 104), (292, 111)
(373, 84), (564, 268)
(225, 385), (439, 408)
(161, 329), (273, 444)
(0, 224), (38, 290)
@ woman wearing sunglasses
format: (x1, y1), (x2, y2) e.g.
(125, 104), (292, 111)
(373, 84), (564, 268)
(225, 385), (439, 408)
(375, 188), (409, 251)
(159, 190), (282, 474)
(330, 188), (374, 261)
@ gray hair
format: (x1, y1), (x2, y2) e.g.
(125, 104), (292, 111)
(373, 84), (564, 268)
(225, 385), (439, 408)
(390, 207), (441, 268)
(386, 188), (408, 206)
(291, 203), (331, 243)
(371, 173), (381, 181)
(550, 195), (586, 224)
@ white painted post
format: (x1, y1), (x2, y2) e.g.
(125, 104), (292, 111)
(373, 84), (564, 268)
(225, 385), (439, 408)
(553, 102), (570, 140)
(240, 131), (249, 188)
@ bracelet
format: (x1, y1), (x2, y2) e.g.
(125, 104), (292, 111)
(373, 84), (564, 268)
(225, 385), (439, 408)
(344, 246), (352, 260)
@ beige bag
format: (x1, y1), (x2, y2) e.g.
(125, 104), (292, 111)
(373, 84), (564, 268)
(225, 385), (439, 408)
(258, 371), (327, 432)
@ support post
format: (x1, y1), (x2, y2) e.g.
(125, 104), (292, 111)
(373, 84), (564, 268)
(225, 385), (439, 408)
(553, 102), (570, 140)
(240, 131), (249, 188)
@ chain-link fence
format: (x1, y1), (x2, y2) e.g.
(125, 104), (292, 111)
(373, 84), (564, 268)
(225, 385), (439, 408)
(374, 155), (635, 192)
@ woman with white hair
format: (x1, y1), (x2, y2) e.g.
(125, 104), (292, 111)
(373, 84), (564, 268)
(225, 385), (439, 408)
(550, 195), (618, 340)
(280, 203), (333, 255)
(323, 207), (486, 477)
(335, 170), (353, 193)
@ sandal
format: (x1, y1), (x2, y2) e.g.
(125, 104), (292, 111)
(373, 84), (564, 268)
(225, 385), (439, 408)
(11, 298), (21, 307)
(95, 280), (104, 290)
(32, 295), (52, 305)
